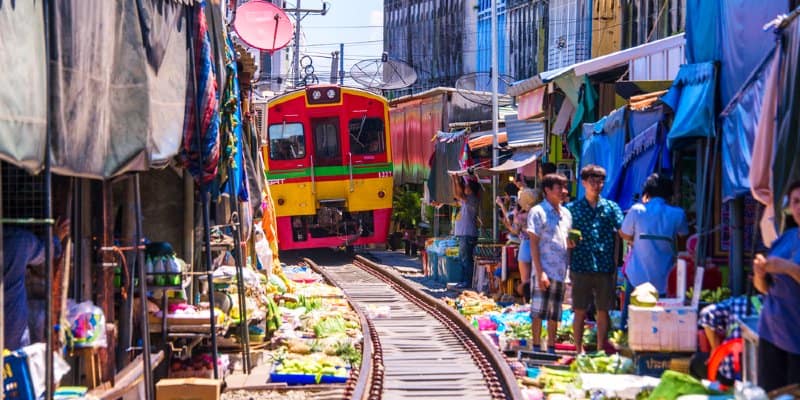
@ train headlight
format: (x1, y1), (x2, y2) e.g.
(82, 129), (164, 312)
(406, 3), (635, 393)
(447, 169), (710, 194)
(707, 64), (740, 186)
(326, 89), (336, 99)
(378, 190), (385, 198)
(277, 198), (286, 205)
(311, 90), (322, 100)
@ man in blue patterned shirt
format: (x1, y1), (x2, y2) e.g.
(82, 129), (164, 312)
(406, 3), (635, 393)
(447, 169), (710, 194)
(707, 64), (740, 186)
(566, 165), (623, 353)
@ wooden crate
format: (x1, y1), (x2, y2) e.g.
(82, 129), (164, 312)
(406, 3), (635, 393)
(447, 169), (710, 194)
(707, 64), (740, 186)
(628, 305), (697, 352)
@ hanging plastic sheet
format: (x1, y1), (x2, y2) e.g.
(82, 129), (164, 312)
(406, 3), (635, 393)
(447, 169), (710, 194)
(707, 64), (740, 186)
(662, 62), (718, 150)
(578, 106), (626, 200)
(0, 1), (46, 173)
(718, 0), (788, 107)
(49, 1), (147, 178)
(180, 2), (220, 187)
(685, 0), (722, 64)
(46, 0), (187, 179)
(773, 15), (800, 231)
(719, 50), (775, 201)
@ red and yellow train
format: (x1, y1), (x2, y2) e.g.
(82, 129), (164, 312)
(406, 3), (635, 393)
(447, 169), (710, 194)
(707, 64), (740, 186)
(261, 85), (393, 251)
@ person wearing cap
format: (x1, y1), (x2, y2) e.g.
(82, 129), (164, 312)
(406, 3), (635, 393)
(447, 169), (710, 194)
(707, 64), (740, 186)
(566, 165), (623, 353)
(497, 189), (537, 302)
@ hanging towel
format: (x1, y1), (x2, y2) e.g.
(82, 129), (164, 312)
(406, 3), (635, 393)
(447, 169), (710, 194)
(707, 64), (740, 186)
(180, 2), (220, 187)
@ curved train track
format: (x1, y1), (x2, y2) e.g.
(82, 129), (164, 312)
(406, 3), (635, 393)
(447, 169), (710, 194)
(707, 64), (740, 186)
(304, 255), (522, 400)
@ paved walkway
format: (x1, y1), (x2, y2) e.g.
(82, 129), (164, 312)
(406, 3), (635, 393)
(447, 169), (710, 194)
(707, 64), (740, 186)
(360, 249), (462, 299)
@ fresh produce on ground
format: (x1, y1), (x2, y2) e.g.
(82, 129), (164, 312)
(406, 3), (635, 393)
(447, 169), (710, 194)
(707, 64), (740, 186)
(648, 370), (714, 400)
(686, 287), (732, 304)
(570, 352), (634, 374)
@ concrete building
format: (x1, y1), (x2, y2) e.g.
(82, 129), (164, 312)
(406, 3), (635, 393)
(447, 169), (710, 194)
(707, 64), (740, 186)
(383, 0), (478, 97)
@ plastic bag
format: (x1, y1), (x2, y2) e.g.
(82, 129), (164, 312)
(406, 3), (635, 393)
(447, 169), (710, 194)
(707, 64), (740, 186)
(254, 224), (273, 276)
(65, 300), (107, 349)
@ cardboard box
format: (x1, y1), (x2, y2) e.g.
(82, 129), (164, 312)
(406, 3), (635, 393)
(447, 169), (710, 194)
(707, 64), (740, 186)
(628, 305), (697, 352)
(156, 378), (221, 400)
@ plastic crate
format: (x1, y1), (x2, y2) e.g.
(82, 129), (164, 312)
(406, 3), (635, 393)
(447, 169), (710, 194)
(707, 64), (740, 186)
(628, 305), (697, 352)
(269, 364), (349, 385)
(3, 351), (35, 400)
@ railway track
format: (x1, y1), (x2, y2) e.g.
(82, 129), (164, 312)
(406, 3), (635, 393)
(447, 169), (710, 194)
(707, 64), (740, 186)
(304, 255), (522, 400)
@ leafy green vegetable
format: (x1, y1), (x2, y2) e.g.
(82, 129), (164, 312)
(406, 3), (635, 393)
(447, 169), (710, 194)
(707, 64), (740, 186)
(648, 370), (711, 400)
(570, 352), (633, 374)
(313, 316), (347, 338)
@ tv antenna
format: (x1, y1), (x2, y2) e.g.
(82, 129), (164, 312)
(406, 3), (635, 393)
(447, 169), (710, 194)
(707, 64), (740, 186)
(350, 53), (417, 90)
(454, 71), (515, 106)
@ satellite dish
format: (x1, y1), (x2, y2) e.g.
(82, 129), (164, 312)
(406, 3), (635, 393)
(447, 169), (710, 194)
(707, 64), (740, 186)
(455, 72), (515, 106)
(233, 0), (294, 52)
(350, 56), (417, 90)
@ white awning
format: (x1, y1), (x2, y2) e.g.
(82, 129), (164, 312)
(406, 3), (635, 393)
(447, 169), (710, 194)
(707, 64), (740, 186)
(508, 33), (686, 97)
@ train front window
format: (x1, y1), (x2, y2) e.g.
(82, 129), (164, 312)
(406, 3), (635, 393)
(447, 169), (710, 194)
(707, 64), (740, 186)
(268, 122), (305, 160)
(312, 117), (341, 166)
(349, 117), (385, 155)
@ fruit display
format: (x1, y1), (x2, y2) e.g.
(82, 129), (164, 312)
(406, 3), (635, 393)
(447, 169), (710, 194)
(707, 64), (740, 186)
(264, 263), (363, 385)
(446, 290), (500, 317)
(686, 287), (731, 304)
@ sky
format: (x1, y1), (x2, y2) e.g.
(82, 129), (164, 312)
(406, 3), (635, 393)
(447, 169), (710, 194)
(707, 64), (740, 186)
(289, 0), (384, 87)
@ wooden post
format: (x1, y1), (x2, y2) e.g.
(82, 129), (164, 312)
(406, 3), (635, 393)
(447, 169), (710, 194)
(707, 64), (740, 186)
(93, 180), (116, 382)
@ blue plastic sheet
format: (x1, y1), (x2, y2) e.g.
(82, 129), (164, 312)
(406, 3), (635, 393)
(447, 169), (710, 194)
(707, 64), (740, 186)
(578, 106), (626, 200)
(720, 51), (774, 201)
(685, 0), (721, 64)
(685, 0), (787, 106)
(662, 62), (718, 150)
(615, 122), (663, 211)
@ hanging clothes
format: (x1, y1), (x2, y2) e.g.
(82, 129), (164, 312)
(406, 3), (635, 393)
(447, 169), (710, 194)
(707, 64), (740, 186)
(750, 47), (781, 245)
(567, 75), (598, 160)
(578, 106), (626, 200)
(218, 35), (248, 203)
(180, 2), (220, 187)
(428, 132), (468, 204)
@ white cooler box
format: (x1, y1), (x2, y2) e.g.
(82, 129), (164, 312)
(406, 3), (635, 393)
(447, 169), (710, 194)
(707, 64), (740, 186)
(628, 305), (697, 352)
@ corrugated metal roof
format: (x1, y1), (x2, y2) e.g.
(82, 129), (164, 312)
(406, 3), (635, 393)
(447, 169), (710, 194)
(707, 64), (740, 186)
(505, 114), (544, 148)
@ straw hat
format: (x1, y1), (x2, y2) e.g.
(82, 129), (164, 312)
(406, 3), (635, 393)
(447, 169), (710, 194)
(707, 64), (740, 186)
(517, 189), (536, 211)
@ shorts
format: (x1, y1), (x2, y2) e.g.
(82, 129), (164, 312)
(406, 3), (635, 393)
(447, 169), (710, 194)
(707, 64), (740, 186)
(531, 279), (565, 322)
(570, 272), (616, 311)
(518, 239), (531, 263)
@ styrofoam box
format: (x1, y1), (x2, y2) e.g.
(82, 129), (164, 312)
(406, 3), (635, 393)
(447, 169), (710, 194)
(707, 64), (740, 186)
(628, 305), (697, 352)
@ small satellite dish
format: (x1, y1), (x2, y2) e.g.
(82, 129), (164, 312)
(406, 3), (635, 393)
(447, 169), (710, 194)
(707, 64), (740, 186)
(350, 55), (417, 90)
(233, 0), (294, 52)
(455, 72), (515, 106)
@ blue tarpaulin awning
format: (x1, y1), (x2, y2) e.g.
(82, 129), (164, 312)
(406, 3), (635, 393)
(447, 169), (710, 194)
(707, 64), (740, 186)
(662, 62), (718, 149)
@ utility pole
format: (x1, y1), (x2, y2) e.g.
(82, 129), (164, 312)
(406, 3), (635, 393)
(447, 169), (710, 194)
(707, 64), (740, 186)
(339, 43), (345, 85)
(491, 0), (499, 241)
(284, 1), (329, 87)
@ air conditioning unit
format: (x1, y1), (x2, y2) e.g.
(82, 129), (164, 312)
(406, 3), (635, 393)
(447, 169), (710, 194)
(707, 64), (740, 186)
(252, 101), (268, 145)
